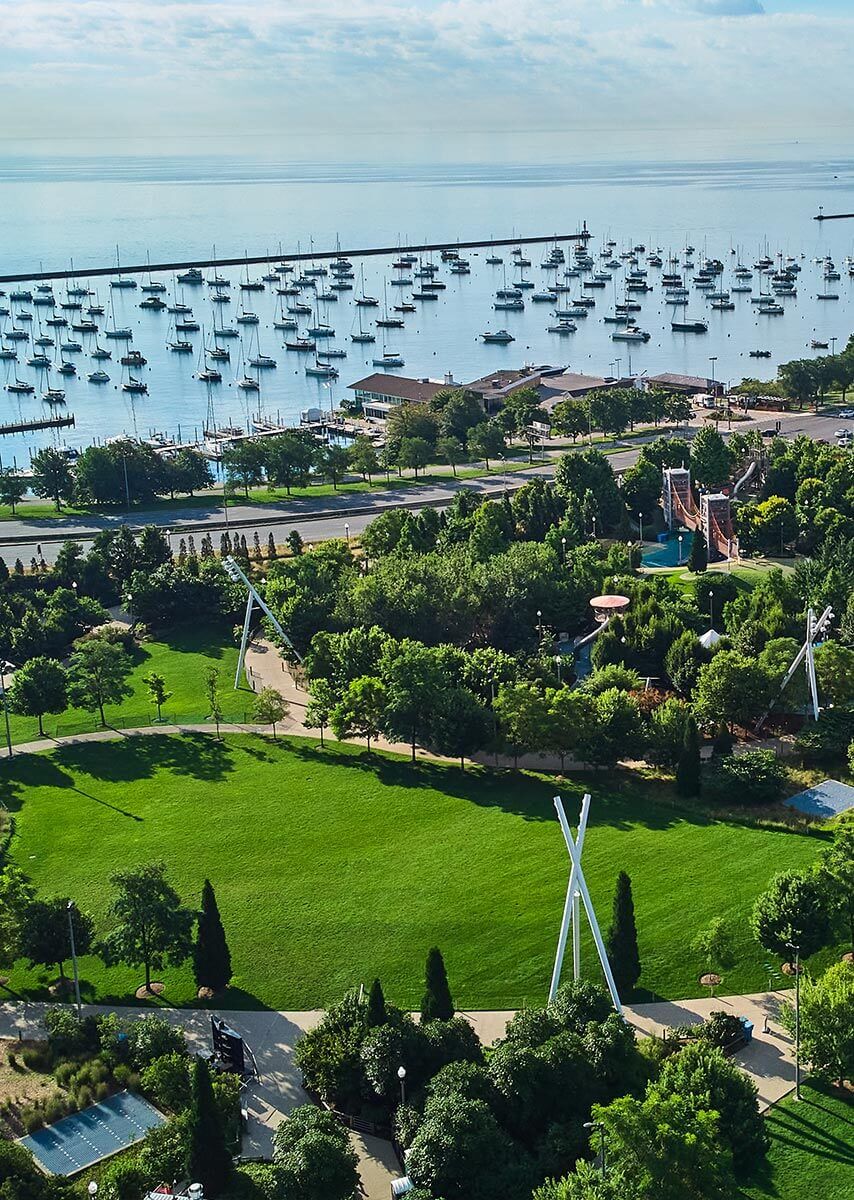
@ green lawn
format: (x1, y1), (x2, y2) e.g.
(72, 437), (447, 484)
(0, 735), (830, 1010)
(741, 1081), (854, 1200)
(4, 626), (247, 746)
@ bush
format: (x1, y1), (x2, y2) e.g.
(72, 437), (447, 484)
(695, 1011), (746, 1050)
(795, 709), (854, 765)
(75, 1085), (93, 1109)
(53, 1061), (76, 1088)
(100, 1157), (148, 1200)
(43, 1008), (89, 1058)
(21, 1107), (44, 1133)
(98, 1012), (186, 1069)
(21, 1045), (52, 1072)
(43, 1093), (69, 1124)
(708, 749), (785, 805)
(140, 1052), (192, 1113)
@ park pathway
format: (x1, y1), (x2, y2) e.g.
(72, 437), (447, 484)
(0, 990), (796, 1193)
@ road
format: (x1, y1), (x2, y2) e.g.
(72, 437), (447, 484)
(0, 407), (841, 566)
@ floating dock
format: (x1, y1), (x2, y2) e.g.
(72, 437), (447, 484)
(0, 414), (75, 436)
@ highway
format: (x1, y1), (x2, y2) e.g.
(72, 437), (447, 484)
(0, 407), (844, 567)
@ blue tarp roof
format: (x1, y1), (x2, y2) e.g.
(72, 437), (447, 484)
(785, 778), (854, 819)
(20, 1091), (164, 1175)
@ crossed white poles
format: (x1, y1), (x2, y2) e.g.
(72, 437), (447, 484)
(549, 793), (623, 1013)
(757, 604), (833, 729)
(222, 556), (303, 689)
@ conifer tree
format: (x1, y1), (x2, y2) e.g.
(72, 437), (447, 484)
(689, 527), (708, 573)
(186, 1057), (232, 1197)
(676, 715), (702, 797)
(193, 879), (232, 993)
(605, 871), (641, 998)
(366, 978), (387, 1027)
(421, 947), (454, 1022)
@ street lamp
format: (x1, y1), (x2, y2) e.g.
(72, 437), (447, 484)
(87, 1183), (98, 1200)
(583, 1121), (606, 1179)
(344, 522), (350, 546)
(638, 511), (643, 546)
(67, 901), (82, 1017)
(677, 533), (683, 565)
(554, 654), (563, 684)
(786, 940), (801, 1100)
(0, 660), (14, 758)
(591, 514), (597, 540)
(397, 1065), (407, 1105)
(561, 536), (567, 562)
(536, 609), (543, 639)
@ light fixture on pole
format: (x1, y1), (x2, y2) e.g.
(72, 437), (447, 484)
(397, 1064), (407, 1105)
(786, 940), (801, 1100)
(0, 660), (14, 758)
(87, 1181), (98, 1199)
(638, 512), (643, 545)
(583, 1121), (606, 1179)
(549, 794), (623, 1012)
(67, 901), (82, 1017)
(344, 522), (350, 546)
(554, 654), (563, 685)
(677, 533), (683, 565)
(536, 609), (543, 639)
(222, 555), (303, 688)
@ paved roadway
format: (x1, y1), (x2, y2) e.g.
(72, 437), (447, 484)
(0, 408), (841, 566)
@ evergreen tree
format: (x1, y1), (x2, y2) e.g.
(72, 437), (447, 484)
(366, 977), (387, 1027)
(421, 946), (454, 1022)
(186, 1057), (232, 1197)
(605, 871), (641, 998)
(675, 715), (701, 797)
(688, 527), (708, 573)
(193, 879), (232, 993)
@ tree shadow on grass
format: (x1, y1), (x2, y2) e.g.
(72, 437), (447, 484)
(762, 1096), (854, 1167)
(280, 739), (687, 832)
(48, 732), (237, 785)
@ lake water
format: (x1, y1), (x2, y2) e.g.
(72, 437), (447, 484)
(1, 130), (853, 466)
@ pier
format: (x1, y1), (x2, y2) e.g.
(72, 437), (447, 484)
(813, 211), (854, 221)
(0, 415), (75, 437)
(0, 231), (591, 285)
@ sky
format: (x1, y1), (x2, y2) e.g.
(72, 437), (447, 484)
(2, 0), (853, 143)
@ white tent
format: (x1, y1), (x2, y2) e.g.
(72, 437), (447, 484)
(699, 628), (722, 650)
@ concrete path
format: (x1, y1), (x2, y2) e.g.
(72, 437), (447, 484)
(625, 989), (797, 1111)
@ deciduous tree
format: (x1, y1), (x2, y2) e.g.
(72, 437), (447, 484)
(7, 657), (68, 736)
(101, 862), (194, 991)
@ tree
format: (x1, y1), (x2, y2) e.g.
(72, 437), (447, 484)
(66, 638), (133, 726)
(690, 426), (732, 489)
(347, 435), (379, 482)
(751, 870), (833, 961)
(653, 1041), (768, 1172)
(605, 872), (641, 999)
(407, 1093), (524, 1200)
(426, 686), (489, 769)
(101, 862), (194, 991)
(550, 398), (590, 442)
(205, 666), (224, 738)
(440, 391), (485, 448)
(814, 641), (854, 707)
(21, 898), (93, 982)
(818, 821), (854, 952)
(397, 436), (432, 477)
(273, 1104), (359, 1200)
(267, 430), (317, 493)
(7, 657), (68, 736)
(305, 678), (336, 748)
(421, 946), (454, 1022)
(468, 420), (506, 467)
(688, 527), (708, 573)
(319, 444), (351, 490)
(186, 1056), (232, 1197)
(330, 675), (387, 751)
(494, 682), (549, 765)
(221, 440), (266, 497)
(0, 470), (27, 514)
(592, 1091), (735, 1200)
(675, 715), (701, 797)
(588, 388), (631, 437)
(193, 879), (232, 994)
(0, 867), (35, 968)
(693, 650), (771, 732)
(143, 671), (171, 723)
(367, 978), (387, 1027)
(251, 686), (290, 738)
(168, 448), (213, 497)
(782, 960), (853, 1088)
(620, 458), (660, 519)
(691, 918), (735, 982)
(31, 448), (75, 510)
(436, 434), (464, 477)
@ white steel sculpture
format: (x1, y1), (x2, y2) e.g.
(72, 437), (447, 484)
(548, 793), (623, 1013)
(757, 605), (833, 729)
(222, 556), (303, 688)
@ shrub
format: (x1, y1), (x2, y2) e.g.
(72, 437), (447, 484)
(21, 1044), (52, 1072)
(695, 1011), (745, 1050)
(43, 1093), (69, 1124)
(94, 1082), (109, 1101)
(708, 749), (784, 805)
(75, 1086), (94, 1109)
(21, 1107), (44, 1132)
(53, 1061), (76, 1088)
(100, 1157), (148, 1200)
(98, 1012), (186, 1069)
(795, 709), (854, 765)
(141, 1053), (192, 1113)
(113, 1063), (135, 1088)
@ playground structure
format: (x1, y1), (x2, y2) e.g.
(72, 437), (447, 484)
(662, 467), (736, 561)
(549, 793), (623, 1013)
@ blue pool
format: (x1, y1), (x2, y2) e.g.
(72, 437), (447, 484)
(642, 530), (694, 568)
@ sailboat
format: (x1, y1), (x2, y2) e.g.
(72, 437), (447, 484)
(375, 281), (404, 329)
(350, 304), (375, 344)
(111, 245), (137, 289)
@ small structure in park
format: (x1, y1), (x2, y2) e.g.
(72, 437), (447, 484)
(589, 594), (630, 623)
(662, 466), (735, 561)
(222, 555), (302, 688)
(549, 793), (623, 1013)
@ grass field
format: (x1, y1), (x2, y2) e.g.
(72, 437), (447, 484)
(0, 734), (831, 1011)
(741, 1081), (854, 1200)
(4, 625), (246, 746)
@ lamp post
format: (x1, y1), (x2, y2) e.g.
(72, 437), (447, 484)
(0, 660), (14, 758)
(397, 1065), (407, 1106)
(561, 536), (567, 562)
(554, 655), (563, 684)
(591, 514), (597, 541)
(708, 590), (714, 629)
(536, 609), (543, 640)
(67, 901), (82, 1017)
(786, 940), (801, 1100)
(88, 1182), (98, 1200)
(677, 533), (683, 565)
(583, 1121), (606, 1179)
(344, 522), (350, 546)
(638, 511), (643, 546)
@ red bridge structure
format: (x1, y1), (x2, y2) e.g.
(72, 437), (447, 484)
(662, 467), (736, 561)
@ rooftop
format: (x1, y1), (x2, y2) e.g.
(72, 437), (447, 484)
(464, 367), (544, 398)
(646, 372), (723, 393)
(349, 373), (445, 404)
